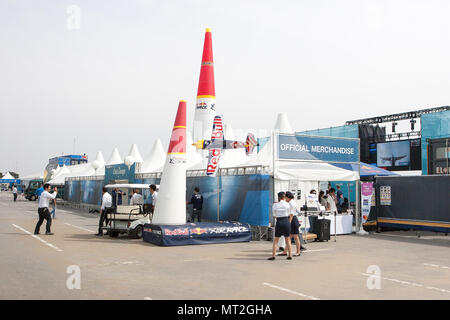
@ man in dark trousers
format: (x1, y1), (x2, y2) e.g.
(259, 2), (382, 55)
(187, 187), (203, 222)
(34, 184), (58, 235)
(96, 187), (112, 236)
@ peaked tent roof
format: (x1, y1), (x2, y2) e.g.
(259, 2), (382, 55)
(107, 147), (123, 165)
(94, 151), (106, 167)
(128, 144), (144, 163)
(141, 139), (166, 173)
(274, 113), (294, 134)
(1, 172), (15, 180)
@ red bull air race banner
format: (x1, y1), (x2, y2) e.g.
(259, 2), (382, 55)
(143, 221), (252, 246)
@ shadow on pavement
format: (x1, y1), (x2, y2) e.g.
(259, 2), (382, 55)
(365, 231), (450, 248)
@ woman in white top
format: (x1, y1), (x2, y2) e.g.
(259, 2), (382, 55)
(268, 192), (293, 260)
(279, 192), (302, 257)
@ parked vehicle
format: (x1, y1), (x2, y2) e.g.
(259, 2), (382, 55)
(25, 179), (44, 201)
(102, 184), (157, 238)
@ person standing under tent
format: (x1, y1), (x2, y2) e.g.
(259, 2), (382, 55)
(327, 188), (338, 214)
(268, 192), (293, 261)
(96, 187), (112, 236)
(336, 185), (344, 212)
(34, 184), (58, 235)
(149, 184), (158, 213)
(187, 187), (203, 222)
(12, 185), (17, 202)
(319, 190), (327, 208)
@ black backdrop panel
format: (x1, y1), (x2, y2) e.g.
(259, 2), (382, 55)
(377, 176), (450, 223)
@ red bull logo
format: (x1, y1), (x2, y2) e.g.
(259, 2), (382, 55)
(211, 117), (223, 140)
(190, 227), (207, 235)
(206, 148), (221, 175)
(196, 102), (208, 110)
(165, 228), (189, 236)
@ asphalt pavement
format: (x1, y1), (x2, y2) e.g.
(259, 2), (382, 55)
(0, 192), (449, 300)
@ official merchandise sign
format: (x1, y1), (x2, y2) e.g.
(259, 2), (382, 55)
(277, 134), (359, 163)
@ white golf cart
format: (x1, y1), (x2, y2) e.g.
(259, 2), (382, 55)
(102, 183), (157, 238)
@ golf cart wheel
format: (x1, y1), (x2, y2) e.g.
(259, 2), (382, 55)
(110, 231), (119, 238)
(133, 225), (143, 239)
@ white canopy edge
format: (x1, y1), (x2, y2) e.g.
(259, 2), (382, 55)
(105, 184), (159, 189)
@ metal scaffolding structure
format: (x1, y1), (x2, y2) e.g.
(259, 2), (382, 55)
(345, 106), (450, 125)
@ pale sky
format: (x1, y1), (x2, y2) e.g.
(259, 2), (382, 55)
(1, 0), (449, 175)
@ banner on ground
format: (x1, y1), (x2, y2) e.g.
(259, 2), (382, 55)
(143, 221), (252, 246)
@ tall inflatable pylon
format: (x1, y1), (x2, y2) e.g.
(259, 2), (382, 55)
(193, 28), (216, 145)
(152, 100), (187, 225)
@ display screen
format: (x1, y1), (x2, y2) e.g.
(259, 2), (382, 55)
(377, 140), (411, 167)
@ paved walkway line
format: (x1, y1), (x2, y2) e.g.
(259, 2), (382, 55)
(263, 282), (320, 300)
(12, 224), (63, 252)
(424, 263), (450, 270)
(361, 273), (450, 294)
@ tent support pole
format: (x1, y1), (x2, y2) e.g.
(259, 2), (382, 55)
(217, 167), (220, 222)
(356, 179), (360, 232)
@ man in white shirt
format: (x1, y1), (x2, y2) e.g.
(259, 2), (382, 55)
(34, 184), (58, 235)
(149, 184), (158, 213)
(96, 187), (112, 236)
(12, 185), (18, 202)
(130, 189), (143, 205)
(327, 188), (338, 214)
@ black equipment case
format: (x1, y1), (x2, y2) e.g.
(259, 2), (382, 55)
(314, 218), (330, 242)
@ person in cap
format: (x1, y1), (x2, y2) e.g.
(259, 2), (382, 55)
(34, 184), (58, 235)
(268, 192), (293, 260)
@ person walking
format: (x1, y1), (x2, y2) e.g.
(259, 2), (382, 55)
(268, 192), (293, 261)
(96, 187), (112, 236)
(187, 187), (203, 222)
(34, 184), (58, 235)
(12, 185), (18, 202)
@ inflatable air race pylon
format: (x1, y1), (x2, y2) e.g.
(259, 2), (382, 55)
(193, 28), (216, 143)
(152, 100), (187, 225)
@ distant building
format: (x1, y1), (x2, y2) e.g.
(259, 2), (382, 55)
(44, 154), (88, 181)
